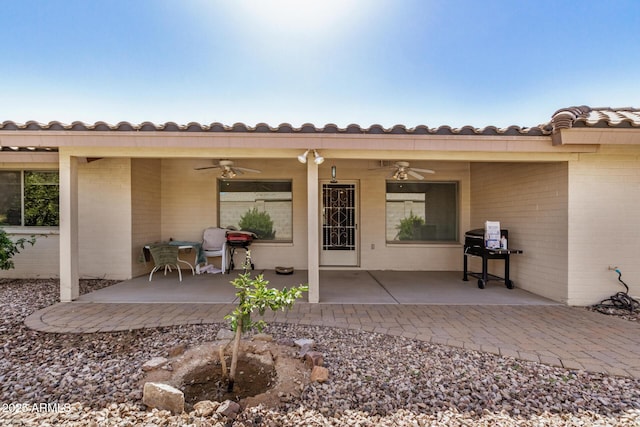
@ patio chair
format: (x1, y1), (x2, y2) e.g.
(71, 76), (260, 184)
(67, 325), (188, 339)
(202, 227), (228, 273)
(148, 243), (182, 282)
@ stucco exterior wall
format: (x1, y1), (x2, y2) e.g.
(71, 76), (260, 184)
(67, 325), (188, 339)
(352, 160), (470, 271)
(77, 158), (133, 280)
(0, 161), (59, 278)
(132, 158), (162, 277)
(470, 162), (569, 303)
(0, 230), (59, 278)
(156, 158), (470, 272)
(567, 146), (640, 305)
(159, 158), (309, 270)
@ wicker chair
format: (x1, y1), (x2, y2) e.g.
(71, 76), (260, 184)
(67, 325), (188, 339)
(148, 244), (182, 282)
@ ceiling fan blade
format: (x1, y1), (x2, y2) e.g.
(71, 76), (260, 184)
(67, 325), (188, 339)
(194, 166), (222, 170)
(234, 167), (262, 174)
(411, 167), (435, 174)
(407, 169), (425, 180)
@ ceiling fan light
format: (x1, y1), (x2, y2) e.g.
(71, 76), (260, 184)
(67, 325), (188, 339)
(221, 169), (237, 179)
(313, 149), (325, 164)
(393, 169), (408, 180)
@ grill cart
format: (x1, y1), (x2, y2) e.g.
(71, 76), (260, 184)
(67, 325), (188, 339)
(462, 228), (523, 289)
(226, 231), (257, 271)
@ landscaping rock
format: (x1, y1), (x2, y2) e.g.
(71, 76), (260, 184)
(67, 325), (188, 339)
(142, 357), (169, 371)
(3, 279), (640, 427)
(276, 337), (295, 347)
(142, 382), (184, 414)
(304, 351), (324, 368)
(216, 329), (235, 340)
(294, 338), (314, 348)
(252, 333), (273, 342)
(167, 344), (186, 358)
(310, 366), (329, 383)
(216, 399), (241, 419)
(192, 400), (220, 417)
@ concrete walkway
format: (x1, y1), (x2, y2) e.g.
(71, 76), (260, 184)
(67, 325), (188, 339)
(25, 302), (640, 379)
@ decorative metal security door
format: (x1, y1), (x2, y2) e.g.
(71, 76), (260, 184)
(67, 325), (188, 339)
(320, 181), (358, 266)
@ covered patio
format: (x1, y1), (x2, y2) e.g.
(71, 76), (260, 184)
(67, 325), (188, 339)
(6, 107), (640, 306)
(76, 270), (558, 305)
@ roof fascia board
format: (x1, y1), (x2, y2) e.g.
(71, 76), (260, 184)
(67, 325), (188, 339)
(58, 146), (583, 162)
(553, 128), (640, 145)
(4, 131), (597, 154)
(0, 152), (59, 163)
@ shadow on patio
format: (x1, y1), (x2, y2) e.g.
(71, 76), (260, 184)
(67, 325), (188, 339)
(76, 270), (559, 305)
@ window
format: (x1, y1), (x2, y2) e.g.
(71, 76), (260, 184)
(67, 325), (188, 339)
(218, 180), (292, 242)
(0, 171), (59, 227)
(386, 181), (458, 242)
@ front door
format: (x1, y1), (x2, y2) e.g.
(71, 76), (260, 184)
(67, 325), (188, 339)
(320, 181), (359, 266)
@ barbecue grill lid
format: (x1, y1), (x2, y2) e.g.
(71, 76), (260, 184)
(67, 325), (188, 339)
(465, 228), (508, 238)
(465, 229), (485, 237)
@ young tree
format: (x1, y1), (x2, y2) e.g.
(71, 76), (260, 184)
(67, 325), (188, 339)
(224, 251), (307, 392)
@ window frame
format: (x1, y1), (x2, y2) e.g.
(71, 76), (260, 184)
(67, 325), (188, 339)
(385, 180), (459, 244)
(0, 169), (60, 228)
(217, 178), (294, 243)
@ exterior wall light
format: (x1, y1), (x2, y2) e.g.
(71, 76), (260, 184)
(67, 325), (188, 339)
(298, 149), (324, 164)
(297, 149), (310, 163)
(313, 149), (324, 164)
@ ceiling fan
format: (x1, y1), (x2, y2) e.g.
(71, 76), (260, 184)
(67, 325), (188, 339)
(194, 160), (261, 178)
(388, 161), (435, 180)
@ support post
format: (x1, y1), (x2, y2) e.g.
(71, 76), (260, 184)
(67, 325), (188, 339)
(59, 154), (79, 302)
(307, 160), (320, 303)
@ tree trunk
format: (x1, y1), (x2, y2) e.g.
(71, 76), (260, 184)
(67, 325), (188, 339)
(219, 345), (227, 380)
(227, 317), (243, 392)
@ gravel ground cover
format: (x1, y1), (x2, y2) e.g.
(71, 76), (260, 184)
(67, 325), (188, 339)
(1, 278), (639, 426)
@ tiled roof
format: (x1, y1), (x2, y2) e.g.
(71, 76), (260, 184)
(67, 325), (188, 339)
(0, 120), (550, 136)
(0, 146), (57, 152)
(2, 106), (638, 139)
(551, 106), (640, 132)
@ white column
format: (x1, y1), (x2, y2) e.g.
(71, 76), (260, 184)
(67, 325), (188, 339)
(307, 160), (320, 303)
(59, 154), (79, 302)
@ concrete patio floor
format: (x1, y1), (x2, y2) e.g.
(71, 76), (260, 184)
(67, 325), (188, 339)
(24, 270), (640, 379)
(75, 269), (559, 305)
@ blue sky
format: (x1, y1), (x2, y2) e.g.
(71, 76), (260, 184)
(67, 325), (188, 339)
(1, 0), (639, 128)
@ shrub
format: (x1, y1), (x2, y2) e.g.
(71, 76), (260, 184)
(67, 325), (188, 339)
(396, 212), (426, 241)
(0, 228), (36, 270)
(238, 208), (275, 239)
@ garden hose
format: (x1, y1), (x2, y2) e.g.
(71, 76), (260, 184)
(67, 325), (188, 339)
(592, 269), (640, 315)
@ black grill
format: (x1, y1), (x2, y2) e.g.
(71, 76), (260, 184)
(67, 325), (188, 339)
(462, 228), (523, 289)
(226, 231), (256, 271)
